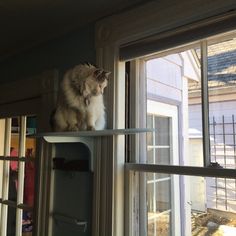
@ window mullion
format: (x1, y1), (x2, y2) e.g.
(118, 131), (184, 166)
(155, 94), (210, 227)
(0, 118), (11, 236)
(201, 40), (211, 167)
(16, 116), (27, 236)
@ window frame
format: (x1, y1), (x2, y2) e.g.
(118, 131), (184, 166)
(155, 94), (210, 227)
(125, 33), (236, 235)
(0, 70), (58, 236)
(95, 2), (236, 235)
(126, 34), (236, 174)
(0, 116), (35, 236)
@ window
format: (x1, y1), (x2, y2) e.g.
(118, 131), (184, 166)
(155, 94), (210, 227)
(0, 70), (57, 236)
(95, 4), (236, 235)
(0, 116), (37, 236)
(125, 31), (236, 235)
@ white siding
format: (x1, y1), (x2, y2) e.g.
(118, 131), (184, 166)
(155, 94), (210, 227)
(189, 100), (236, 213)
(146, 56), (183, 102)
(189, 101), (236, 133)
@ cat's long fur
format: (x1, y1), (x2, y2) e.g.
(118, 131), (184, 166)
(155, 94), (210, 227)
(52, 63), (109, 131)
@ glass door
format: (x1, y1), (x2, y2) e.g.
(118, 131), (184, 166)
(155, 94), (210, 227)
(146, 101), (180, 236)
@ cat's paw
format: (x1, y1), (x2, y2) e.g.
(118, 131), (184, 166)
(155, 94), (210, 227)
(87, 126), (95, 131)
(67, 125), (79, 131)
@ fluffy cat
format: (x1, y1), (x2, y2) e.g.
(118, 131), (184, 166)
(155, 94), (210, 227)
(52, 63), (110, 131)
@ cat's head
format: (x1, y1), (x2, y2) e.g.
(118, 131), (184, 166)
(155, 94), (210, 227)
(69, 63), (110, 97)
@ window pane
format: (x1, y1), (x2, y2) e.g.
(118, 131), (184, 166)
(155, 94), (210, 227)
(11, 117), (20, 157)
(145, 45), (204, 167)
(9, 117), (19, 202)
(147, 176), (172, 236)
(23, 161), (35, 207)
(8, 160), (18, 202)
(207, 35), (236, 169)
(131, 171), (236, 235)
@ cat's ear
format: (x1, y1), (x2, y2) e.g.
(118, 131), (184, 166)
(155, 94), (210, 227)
(93, 69), (103, 78)
(105, 71), (111, 78)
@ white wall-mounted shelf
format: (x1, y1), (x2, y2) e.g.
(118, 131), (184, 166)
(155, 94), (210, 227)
(30, 128), (154, 143)
(32, 128), (154, 171)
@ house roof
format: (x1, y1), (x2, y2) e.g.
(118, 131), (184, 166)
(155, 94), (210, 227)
(188, 37), (236, 91)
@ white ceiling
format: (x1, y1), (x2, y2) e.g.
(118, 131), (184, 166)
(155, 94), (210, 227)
(0, 0), (147, 60)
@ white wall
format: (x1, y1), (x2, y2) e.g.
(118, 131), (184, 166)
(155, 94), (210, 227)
(189, 100), (236, 133)
(189, 100), (236, 212)
(146, 56), (183, 102)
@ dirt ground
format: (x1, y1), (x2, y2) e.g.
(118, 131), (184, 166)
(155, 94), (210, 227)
(148, 210), (236, 236)
(192, 211), (236, 236)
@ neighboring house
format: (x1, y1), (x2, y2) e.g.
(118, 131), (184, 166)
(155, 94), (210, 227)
(188, 37), (236, 212)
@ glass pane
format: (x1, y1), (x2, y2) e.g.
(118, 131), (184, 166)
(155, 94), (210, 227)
(145, 45), (204, 167)
(24, 116), (37, 207)
(22, 210), (33, 235)
(10, 117), (20, 157)
(10, 116), (37, 157)
(147, 114), (172, 165)
(8, 160), (18, 202)
(207, 34), (236, 169)
(7, 207), (16, 236)
(154, 117), (170, 146)
(26, 116), (37, 158)
(132, 171), (236, 236)
(147, 178), (171, 236)
(23, 161), (35, 207)
(132, 171), (176, 236)
(9, 118), (19, 202)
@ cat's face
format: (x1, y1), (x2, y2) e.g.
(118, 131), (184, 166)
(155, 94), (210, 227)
(86, 77), (108, 96)
(70, 63), (110, 97)
(87, 69), (109, 96)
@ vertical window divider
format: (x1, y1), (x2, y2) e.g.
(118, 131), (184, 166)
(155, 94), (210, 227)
(16, 116), (26, 236)
(201, 41), (211, 167)
(0, 118), (11, 236)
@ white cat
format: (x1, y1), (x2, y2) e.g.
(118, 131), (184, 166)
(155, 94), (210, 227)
(52, 63), (110, 131)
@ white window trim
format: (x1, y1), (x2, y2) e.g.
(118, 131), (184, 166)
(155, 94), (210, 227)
(95, 1), (236, 235)
(0, 70), (59, 236)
